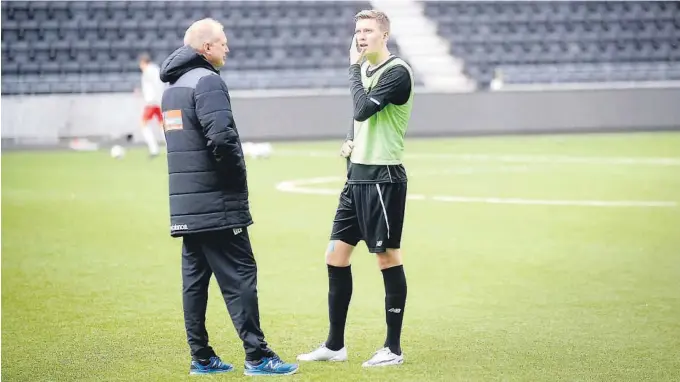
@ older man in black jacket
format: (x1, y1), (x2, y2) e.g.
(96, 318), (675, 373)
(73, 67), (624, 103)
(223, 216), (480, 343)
(159, 18), (298, 377)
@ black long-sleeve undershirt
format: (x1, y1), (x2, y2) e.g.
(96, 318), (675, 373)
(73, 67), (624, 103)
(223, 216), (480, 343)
(345, 58), (411, 184)
(349, 60), (411, 123)
(346, 58), (411, 141)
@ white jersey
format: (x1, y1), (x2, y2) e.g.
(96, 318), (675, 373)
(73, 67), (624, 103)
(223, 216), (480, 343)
(141, 63), (165, 106)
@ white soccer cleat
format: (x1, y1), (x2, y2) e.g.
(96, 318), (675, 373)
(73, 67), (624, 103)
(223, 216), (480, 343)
(362, 347), (404, 367)
(296, 343), (348, 362)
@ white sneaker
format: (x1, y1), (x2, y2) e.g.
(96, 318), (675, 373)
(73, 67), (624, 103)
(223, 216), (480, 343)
(297, 343), (348, 362)
(362, 347), (404, 367)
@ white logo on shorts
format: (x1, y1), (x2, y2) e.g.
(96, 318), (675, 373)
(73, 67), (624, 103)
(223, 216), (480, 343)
(376, 240), (383, 247)
(233, 228), (243, 235)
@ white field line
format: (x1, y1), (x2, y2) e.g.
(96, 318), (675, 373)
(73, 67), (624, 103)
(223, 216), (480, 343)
(412, 165), (530, 176)
(275, 176), (678, 208)
(430, 195), (677, 208)
(273, 150), (680, 166)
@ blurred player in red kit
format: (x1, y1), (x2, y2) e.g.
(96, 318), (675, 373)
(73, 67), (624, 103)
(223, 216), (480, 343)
(137, 53), (165, 157)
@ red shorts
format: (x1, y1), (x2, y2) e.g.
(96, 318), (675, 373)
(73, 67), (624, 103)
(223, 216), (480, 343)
(142, 105), (163, 123)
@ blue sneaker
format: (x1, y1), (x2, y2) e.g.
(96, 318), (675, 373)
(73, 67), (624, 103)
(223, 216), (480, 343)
(189, 356), (234, 375)
(244, 356), (299, 376)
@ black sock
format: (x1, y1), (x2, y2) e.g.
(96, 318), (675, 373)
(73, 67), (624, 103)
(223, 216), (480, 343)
(194, 348), (216, 364)
(382, 265), (407, 355)
(325, 264), (352, 351)
(196, 353), (216, 366)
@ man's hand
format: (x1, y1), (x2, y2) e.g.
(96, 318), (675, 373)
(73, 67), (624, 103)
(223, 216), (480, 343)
(349, 35), (366, 65)
(340, 140), (354, 158)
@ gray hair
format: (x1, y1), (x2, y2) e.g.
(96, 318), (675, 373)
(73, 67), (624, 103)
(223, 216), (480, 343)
(183, 18), (224, 49)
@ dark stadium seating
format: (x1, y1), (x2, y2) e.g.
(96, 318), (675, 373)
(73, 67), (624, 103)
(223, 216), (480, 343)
(3, 1), (679, 94)
(1, 0), (404, 94)
(422, 1), (680, 87)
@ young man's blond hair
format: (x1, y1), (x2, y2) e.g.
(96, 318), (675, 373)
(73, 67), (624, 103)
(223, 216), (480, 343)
(354, 10), (390, 33)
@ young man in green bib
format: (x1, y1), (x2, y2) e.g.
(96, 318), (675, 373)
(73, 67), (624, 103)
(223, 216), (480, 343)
(298, 10), (414, 368)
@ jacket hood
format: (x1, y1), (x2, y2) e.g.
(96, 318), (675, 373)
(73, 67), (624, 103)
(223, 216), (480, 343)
(160, 45), (218, 84)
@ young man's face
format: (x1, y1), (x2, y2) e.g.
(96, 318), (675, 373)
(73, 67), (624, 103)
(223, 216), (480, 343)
(204, 32), (229, 68)
(354, 18), (387, 56)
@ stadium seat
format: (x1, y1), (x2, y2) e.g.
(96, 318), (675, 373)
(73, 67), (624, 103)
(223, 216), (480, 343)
(422, 0), (680, 86)
(2, 0), (413, 94)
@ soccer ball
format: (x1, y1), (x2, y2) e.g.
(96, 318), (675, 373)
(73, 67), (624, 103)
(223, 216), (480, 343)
(242, 142), (272, 159)
(110, 145), (126, 159)
(253, 142), (273, 159)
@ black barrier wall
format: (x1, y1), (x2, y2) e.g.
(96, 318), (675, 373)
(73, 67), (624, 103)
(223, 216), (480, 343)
(2, 87), (679, 145)
(229, 87), (680, 140)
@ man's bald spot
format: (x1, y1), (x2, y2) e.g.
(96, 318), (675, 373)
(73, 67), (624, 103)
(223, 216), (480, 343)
(184, 18), (224, 50)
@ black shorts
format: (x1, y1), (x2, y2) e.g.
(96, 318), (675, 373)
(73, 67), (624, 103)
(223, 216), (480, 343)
(330, 182), (407, 253)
